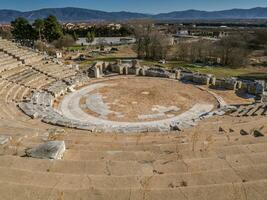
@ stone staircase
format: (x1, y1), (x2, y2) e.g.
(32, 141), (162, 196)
(0, 38), (266, 200)
(0, 128), (267, 200)
(230, 103), (267, 117)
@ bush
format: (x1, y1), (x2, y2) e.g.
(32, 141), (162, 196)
(34, 40), (46, 51)
(52, 34), (75, 49)
(0, 29), (12, 40)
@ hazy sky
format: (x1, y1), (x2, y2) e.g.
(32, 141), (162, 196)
(2, 0), (267, 13)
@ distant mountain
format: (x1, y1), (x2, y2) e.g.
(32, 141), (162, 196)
(0, 7), (267, 23)
(154, 7), (267, 20)
(0, 7), (150, 23)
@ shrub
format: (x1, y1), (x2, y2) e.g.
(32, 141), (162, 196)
(52, 34), (75, 49)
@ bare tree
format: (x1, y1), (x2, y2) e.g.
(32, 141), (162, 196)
(133, 23), (171, 60)
(215, 34), (249, 66)
(175, 34), (250, 67)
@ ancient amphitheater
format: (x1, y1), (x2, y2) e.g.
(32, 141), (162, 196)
(0, 38), (267, 200)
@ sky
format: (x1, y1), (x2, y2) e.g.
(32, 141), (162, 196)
(1, 0), (267, 13)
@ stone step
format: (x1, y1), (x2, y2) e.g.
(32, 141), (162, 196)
(14, 134), (264, 163)
(1, 150), (267, 176)
(0, 61), (22, 72)
(0, 179), (266, 200)
(0, 66), (28, 78)
(5, 84), (21, 102)
(25, 132), (267, 154)
(12, 85), (26, 101)
(43, 137), (267, 152)
(0, 57), (16, 66)
(0, 81), (12, 95)
(63, 147), (267, 162)
(1, 163), (267, 190)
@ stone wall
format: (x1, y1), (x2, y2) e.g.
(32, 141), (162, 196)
(247, 81), (265, 95)
(145, 67), (174, 78)
(180, 73), (215, 86)
(89, 60), (266, 98)
(214, 78), (242, 90)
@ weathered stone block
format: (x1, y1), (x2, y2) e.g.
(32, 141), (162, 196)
(26, 141), (65, 160)
(0, 136), (10, 145)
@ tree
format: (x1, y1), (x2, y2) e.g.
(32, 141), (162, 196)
(97, 38), (108, 50)
(86, 31), (95, 43)
(134, 23), (170, 60)
(176, 41), (190, 61)
(11, 17), (36, 41)
(52, 34), (75, 49)
(33, 19), (45, 41)
(0, 29), (12, 40)
(216, 34), (249, 66)
(72, 31), (78, 41)
(43, 15), (63, 42)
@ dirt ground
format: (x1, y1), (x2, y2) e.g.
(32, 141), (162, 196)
(79, 77), (217, 122)
(207, 87), (255, 105)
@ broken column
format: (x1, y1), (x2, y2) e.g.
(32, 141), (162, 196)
(132, 59), (140, 68)
(210, 76), (216, 86)
(175, 70), (181, 80)
(116, 59), (122, 65)
(94, 66), (101, 78)
(247, 81), (265, 95)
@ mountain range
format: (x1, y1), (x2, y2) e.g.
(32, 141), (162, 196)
(1, 7), (267, 23)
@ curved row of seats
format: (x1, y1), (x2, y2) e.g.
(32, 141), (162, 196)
(1, 38), (267, 200)
(1, 118), (267, 200)
(0, 39), (43, 64)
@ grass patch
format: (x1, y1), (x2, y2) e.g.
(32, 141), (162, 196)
(78, 54), (267, 79)
(141, 60), (267, 79)
(65, 45), (87, 51)
(237, 73), (267, 80)
(183, 66), (267, 79)
(181, 65), (256, 79)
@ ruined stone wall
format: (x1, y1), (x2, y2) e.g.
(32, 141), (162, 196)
(247, 81), (265, 95)
(91, 61), (265, 97)
(181, 73), (194, 82)
(145, 68), (170, 78)
(214, 78), (241, 90)
(192, 75), (210, 85)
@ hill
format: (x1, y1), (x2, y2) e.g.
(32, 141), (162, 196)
(0, 7), (267, 23)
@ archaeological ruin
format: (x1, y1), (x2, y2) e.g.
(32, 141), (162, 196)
(0, 38), (267, 200)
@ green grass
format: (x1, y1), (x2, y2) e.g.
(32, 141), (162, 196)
(180, 65), (267, 79)
(237, 73), (267, 80)
(141, 60), (267, 79)
(65, 45), (87, 51)
(78, 55), (267, 79)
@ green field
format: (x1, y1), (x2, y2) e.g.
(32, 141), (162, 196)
(140, 60), (267, 79)
(65, 45), (88, 51)
(181, 65), (267, 79)
(78, 56), (267, 79)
